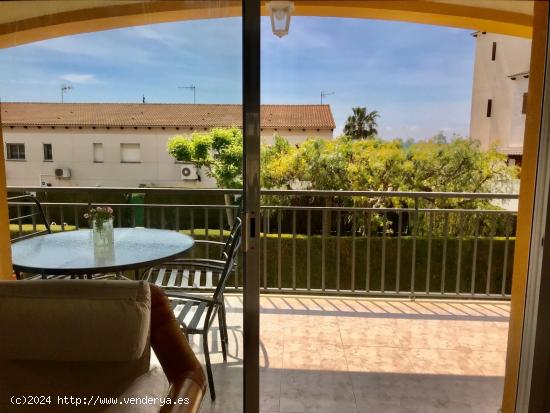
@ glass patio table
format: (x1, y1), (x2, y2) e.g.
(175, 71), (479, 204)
(11, 228), (194, 279)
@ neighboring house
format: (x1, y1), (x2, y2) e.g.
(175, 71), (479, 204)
(1, 102), (335, 187)
(469, 32), (531, 165)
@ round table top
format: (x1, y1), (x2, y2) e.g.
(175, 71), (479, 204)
(11, 228), (194, 275)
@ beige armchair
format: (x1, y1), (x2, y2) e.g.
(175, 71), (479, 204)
(0, 280), (206, 413)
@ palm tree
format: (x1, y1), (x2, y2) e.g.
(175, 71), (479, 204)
(343, 107), (380, 139)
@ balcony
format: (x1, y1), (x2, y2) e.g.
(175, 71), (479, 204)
(196, 295), (509, 412)
(8, 187), (517, 412)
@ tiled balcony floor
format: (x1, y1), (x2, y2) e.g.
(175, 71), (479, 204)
(190, 295), (509, 413)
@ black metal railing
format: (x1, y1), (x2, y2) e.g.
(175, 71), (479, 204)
(7, 187), (518, 299)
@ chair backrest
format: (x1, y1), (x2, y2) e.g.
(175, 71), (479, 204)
(220, 215), (242, 261)
(213, 217), (242, 302)
(8, 194), (51, 242)
(219, 197), (243, 260)
(0, 280), (151, 411)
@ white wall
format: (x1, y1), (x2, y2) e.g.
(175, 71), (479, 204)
(507, 76), (529, 155)
(3, 128), (201, 187)
(3, 126), (333, 187)
(469, 32), (531, 153)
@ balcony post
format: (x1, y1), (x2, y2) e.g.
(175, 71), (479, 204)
(322, 196), (332, 237)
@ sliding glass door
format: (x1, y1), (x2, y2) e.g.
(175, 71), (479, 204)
(0, 1), (259, 412)
(4, 1), (550, 412)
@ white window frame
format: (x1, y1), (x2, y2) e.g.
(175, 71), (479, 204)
(120, 143), (141, 163)
(93, 143), (104, 163)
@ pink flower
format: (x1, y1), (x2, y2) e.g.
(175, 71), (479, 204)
(83, 213), (90, 219)
(96, 207), (103, 212)
(107, 207), (113, 214)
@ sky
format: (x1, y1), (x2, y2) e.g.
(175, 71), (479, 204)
(0, 16), (475, 140)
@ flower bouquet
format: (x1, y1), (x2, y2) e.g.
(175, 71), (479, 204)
(84, 206), (114, 248)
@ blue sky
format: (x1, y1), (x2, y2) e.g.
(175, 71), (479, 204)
(0, 16), (474, 139)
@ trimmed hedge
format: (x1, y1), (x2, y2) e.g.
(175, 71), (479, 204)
(256, 235), (514, 295)
(148, 232), (515, 296)
(7, 191), (229, 230)
(9, 227), (514, 296)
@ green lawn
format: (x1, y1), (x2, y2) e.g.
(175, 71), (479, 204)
(10, 226), (514, 295)
(10, 224), (77, 233)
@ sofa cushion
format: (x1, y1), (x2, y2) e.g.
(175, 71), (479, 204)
(0, 280), (152, 412)
(103, 359), (170, 413)
(0, 280), (150, 362)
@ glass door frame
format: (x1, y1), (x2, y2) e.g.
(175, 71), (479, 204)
(517, 5), (550, 411)
(242, 1), (261, 412)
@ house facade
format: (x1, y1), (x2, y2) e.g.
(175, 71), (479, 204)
(469, 32), (531, 164)
(1, 102), (335, 187)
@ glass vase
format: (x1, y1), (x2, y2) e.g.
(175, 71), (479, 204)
(92, 217), (114, 248)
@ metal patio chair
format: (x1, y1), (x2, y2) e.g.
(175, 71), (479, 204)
(180, 199), (243, 269)
(145, 199), (242, 289)
(8, 194), (51, 243)
(146, 218), (242, 401)
(171, 206), (243, 271)
(9, 194), (52, 280)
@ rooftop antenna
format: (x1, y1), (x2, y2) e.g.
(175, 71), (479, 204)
(178, 85), (196, 104)
(61, 84), (73, 103)
(320, 91), (334, 104)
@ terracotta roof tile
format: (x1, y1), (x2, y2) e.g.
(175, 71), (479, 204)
(0, 102), (335, 129)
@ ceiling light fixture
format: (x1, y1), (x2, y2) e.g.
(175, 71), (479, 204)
(267, 1), (295, 38)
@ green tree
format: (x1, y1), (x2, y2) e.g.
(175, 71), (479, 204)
(167, 127), (518, 200)
(167, 127), (243, 188)
(168, 128), (518, 235)
(343, 106), (380, 139)
(404, 136), (512, 196)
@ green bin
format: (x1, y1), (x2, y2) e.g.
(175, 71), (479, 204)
(128, 193), (145, 227)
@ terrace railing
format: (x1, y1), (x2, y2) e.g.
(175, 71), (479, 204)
(7, 187), (518, 300)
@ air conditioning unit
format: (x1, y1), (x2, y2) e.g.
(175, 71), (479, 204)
(180, 164), (200, 181)
(54, 168), (71, 179)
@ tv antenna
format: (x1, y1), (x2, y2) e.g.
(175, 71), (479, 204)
(178, 85), (196, 104)
(61, 84), (73, 103)
(320, 91), (334, 104)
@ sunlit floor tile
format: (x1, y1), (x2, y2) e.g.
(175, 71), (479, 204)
(198, 296), (510, 412)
